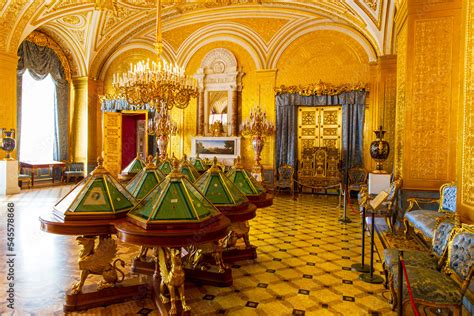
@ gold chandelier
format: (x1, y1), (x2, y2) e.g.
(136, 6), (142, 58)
(106, 0), (198, 109)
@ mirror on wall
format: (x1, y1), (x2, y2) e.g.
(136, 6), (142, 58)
(195, 48), (244, 136)
(208, 91), (228, 135)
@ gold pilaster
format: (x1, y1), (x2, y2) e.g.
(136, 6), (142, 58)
(254, 69), (277, 170)
(395, 0), (462, 190)
(457, 0), (474, 223)
(71, 77), (89, 168)
(0, 53), (18, 160)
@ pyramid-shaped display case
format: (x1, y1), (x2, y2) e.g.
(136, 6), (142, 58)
(192, 154), (208, 173)
(127, 159), (226, 230)
(119, 154), (146, 181)
(180, 154), (200, 182)
(158, 154), (173, 175)
(126, 155), (165, 200)
(226, 157), (274, 208)
(54, 157), (137, 221)
(195, 158), (256, 222)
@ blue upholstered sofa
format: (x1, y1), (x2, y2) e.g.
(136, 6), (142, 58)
(404, 183), (457, 241)
(389, 224), (473, 314)
(383, 218), (456, 289)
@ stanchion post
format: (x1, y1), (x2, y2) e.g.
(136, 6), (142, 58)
(351, 205), (370, 272)
(359, 210), (384, 284)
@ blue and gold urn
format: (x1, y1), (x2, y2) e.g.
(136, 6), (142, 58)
(369, 126), (389, 173)
(0, 129), (16, 160)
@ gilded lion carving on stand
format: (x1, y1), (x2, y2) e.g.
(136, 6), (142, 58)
(155, 247), (191, 315)
(71, 235), (126, 294)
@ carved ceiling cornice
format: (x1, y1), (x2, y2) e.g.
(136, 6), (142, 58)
(0, 0), (395, 78)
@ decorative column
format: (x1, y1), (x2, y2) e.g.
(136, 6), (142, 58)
(71, 77), (89, 169)
(197, 90), (205, 135)
(231, 88), (238, 136)
(394, 0), (462, 190)
(0, 53), (18, 160)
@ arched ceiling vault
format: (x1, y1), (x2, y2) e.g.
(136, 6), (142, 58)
(0, 1), (394, 78)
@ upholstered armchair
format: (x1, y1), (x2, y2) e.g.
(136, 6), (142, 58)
(274, 164), (294, 195)
(383, 218), (457, 289)
(390, 225), (474, 314)
(404, 182), (457, 241)
(348, 167), (368, 196)
(62, 162), (85, 183)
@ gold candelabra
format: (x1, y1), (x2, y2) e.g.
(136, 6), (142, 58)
(241, 106), (275, 181)
(147, 103), (178, 159)
(103, 0), (198, 110)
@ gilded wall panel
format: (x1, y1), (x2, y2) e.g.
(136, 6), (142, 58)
(162, 22), (210, 52)
(276, 30), (370, 87)
(394, 23), (407, 178)
(227, 18), (289, 43)
(383, 67), (397, 173)
(406, 17), (453, 182)
(458, 0), (474, 223)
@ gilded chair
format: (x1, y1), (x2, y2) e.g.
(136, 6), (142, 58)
(274, 164), (294, 195)
(389, 224), (474, 314)
(383, 218), (457, 289)
(348, 167), (368, 196)
(62, 162), (85, 183)
(404, 182), (457, 241)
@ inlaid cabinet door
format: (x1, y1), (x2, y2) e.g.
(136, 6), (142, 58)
(297, 106), (342, 162)
(103, 112), (122, 177)
(320, 106), (342, 151)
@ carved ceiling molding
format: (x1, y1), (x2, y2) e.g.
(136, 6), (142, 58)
(0, 1), (395, 74)
(25, 31), (73, 81)
(354, 0), (384, 29)
(274, 80), (368, 96)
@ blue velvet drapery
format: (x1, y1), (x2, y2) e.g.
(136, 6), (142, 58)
(275, 91), (366, 175)
(17, 41), (69, 161)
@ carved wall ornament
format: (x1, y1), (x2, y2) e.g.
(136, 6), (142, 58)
(274, 80), (368, 96)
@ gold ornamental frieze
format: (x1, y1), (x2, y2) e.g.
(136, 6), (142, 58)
(274, 80), (368, 96)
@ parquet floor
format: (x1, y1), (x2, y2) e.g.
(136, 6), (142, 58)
(0, 186), (395, 315)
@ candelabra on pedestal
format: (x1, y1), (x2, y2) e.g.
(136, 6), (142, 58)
(147, 102), (178, 160)
(241, 106), (275, 183)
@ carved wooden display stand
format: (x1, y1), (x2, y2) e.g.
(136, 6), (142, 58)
(40, 215), (230, 314)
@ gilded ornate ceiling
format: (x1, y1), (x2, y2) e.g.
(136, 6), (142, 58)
(0, 0), (395, 77)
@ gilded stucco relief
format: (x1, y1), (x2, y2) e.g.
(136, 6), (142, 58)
(459, 0), (474, 221)
(394, 23), (407, 178)
(382, 68), (396, 173)
(408, 17), (453, 181)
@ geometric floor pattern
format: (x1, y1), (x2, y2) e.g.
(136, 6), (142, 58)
(0, 187), (395, 315)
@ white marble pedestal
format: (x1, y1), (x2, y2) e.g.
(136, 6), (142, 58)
(368, 173), (391, 195)
(0, 160), (21, 195)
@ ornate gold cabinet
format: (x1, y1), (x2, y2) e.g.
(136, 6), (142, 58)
(298, 106), (342, 161)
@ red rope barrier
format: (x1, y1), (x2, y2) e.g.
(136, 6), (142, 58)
(400, 258), (420, 316)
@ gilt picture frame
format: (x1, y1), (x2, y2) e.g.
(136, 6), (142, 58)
(191, 136), (241, 159)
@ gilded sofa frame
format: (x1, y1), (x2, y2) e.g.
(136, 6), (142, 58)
(404, 182), (457, 241)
